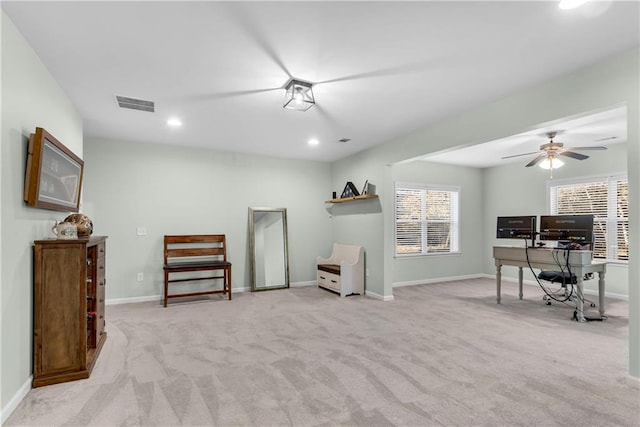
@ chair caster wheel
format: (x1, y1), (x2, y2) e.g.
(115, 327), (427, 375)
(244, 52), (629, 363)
(546, 301), (551, 305)
(590, 303), (596, 307)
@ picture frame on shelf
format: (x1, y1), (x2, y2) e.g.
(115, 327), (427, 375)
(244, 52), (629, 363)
(340, 181), (360, 198)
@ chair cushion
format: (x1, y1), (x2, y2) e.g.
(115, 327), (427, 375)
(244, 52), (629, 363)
(318, 264), (340, 275)
(538, 271), (577, 284)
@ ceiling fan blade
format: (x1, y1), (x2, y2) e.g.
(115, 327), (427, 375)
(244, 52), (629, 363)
(314, 104), (341, 127)
(567, 146), (608, 151)
(559, 150), (589, 160)
(525, 153), (547, 167)
(175, 87), (280, 103)
(318, 62), (431, 85)
(225, 4), (292, 79)
(501, 151), (539, 160)
(318, 49), (495, 86)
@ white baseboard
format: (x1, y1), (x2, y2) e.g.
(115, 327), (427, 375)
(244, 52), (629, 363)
(1, 376), (32, 425)
(107, 282), (316, 305)
(106, 290), (248, 305)
(483, 274), (629, 301)
(366, 289), (394, 301)
(106, 295), (162, 305)
(626, 375), (640, 390)
(291, 280), (316, 288)
(104, 274), (628, 305)
(393, 274), (484, 288)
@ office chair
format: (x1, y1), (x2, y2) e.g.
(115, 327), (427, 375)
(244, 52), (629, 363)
(537, 270), (596, 309)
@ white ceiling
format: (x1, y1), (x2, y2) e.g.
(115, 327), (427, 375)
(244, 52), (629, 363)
(2, 1), (639, 163)
(422, 105), (628, 167)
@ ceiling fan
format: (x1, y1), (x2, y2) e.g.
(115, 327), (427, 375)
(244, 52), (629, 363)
(502, 131), (608, 168)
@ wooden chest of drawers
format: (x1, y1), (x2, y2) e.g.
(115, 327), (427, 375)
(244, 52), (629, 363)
(33, 236), (108, 387)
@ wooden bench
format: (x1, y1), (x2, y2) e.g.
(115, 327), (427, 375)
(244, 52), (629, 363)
(163, 234), (232, 307)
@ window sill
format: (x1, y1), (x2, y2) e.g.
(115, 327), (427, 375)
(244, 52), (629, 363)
(395, 251), (462, 259)
(601, 259), (628, 266)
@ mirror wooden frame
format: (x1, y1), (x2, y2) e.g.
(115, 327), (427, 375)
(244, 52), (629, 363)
(248, 207), (290, 291)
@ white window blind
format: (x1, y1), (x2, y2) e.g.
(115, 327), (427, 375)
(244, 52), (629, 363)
(395, 182), (459, 256)
(550, 174), (628, 261)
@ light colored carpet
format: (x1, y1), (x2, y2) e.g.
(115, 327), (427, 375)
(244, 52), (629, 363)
(6, 278), (639, 426)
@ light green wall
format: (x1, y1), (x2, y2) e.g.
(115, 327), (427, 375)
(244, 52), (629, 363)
(391, 161), (484, 285)
(82, 137), (332, 300)
(1, 11), (83, 417)
(1, 9), (638, 417)
(328, 150), (386, 297)
(332, 48), (638, 376)
(484, 143), (629, 296)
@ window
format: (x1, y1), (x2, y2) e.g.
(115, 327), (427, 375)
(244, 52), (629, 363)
(550, 174), (628, 261)
(395, 182), (459, 256)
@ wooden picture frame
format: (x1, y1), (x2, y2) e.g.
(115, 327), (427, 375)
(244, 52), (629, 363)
(24, 127), (84, 212)
(340, 181), (360, 198)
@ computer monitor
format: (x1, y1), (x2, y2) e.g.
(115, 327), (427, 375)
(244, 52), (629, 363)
(496, 216), (537, 246)
(539, 214), (594, 248)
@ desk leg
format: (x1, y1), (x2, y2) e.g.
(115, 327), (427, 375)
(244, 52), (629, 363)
(518, 267), (523, 300)
(598, 271), (606, 317)
(496, 263), (502, 304)
(575, 277), (586, 323)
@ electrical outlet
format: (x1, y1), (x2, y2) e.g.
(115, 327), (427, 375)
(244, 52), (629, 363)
(366, 268), (370, 277)
(136, 272), (144, 282)
(136, 226), (147, 236)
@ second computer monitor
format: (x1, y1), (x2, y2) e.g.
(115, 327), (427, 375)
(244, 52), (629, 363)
(539, 214), (594, 247)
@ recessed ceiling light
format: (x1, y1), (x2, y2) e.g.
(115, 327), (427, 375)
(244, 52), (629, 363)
(558, 0), (588, 10)
(167, 118), (182, 127)
(308, 138), (319, 146)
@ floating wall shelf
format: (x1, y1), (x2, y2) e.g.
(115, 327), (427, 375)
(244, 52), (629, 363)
(324, 194), (379, 204)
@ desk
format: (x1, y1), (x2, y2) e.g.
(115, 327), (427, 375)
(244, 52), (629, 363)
(493, 246), (606, 322)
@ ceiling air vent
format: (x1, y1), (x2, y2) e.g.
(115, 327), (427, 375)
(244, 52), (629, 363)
(338, 138), (351, 143)
(116, 95), (155, 113)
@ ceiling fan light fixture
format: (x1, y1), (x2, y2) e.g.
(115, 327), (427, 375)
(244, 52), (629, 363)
(539, 157), (565, 170)
(283, 79), (315, 111)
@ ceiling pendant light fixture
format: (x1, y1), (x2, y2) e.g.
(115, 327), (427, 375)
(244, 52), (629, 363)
(283, 79), (315, 112)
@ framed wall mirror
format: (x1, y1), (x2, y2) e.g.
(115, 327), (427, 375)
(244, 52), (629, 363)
(248, 207), (290, 291)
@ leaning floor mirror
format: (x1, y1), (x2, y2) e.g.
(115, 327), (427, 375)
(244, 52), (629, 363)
(248, 207), (290, 291)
